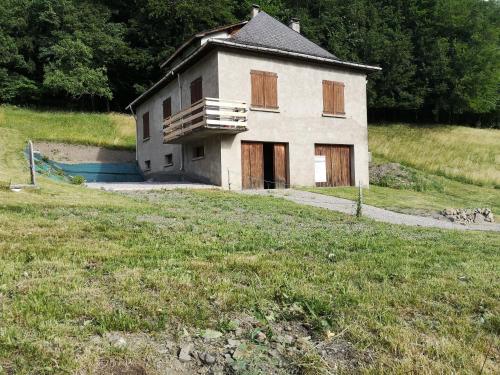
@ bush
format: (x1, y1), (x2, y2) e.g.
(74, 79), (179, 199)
(70, 175), (86, 185)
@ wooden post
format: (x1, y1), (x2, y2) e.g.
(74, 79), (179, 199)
(28, 140), (36, 186)
(356, 180), (363, 217)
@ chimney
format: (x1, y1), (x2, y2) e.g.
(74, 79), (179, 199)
(251, 4), (260, 18)
(288, 18), (300, 33)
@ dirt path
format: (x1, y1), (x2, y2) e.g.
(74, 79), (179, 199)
(34, 142), (135, 163)
(245, 189), (500, 232)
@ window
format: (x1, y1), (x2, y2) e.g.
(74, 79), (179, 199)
(322, 80), (345, 116)
(144, 160), (151, 170)
(190, 77), (203, 104)
(165, 153), (173, 166)
(163, 97), (172, 121)
(192, 145), (205, 160)
(251, 70), (278, 109)
(142, 112), (150, 140)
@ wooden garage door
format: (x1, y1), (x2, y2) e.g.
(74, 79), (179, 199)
(315, 144), (353, 187)
(242, 142), (264, 189)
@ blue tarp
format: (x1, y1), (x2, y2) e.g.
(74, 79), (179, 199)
(31, 150), (144, 183)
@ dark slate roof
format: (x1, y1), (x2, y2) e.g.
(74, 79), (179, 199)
(232, 11), (338, 60)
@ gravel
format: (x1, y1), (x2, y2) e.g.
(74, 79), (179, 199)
(244, 189), (500, 232)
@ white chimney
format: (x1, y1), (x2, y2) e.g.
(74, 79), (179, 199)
(288, 18), (300, 33)
(251, 4), (260, 18)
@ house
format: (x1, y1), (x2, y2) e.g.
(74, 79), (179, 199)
(126, 5), (380, 190)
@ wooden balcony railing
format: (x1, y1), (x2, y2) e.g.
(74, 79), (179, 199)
(163, 97), (248, 143)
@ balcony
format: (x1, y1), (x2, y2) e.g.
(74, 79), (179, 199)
(163, 97), (248, 143)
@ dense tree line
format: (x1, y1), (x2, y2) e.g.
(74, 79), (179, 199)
(0, 0), (498, 125)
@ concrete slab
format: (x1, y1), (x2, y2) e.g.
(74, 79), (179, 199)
(86, 182), (219, 192)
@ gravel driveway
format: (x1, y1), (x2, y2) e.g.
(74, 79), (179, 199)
(245, 189), (500, 232)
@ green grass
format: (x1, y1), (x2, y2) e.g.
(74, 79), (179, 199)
(369, 124), (500, 187)
(0, 105), (135, 150)
(305, 177), (500, 216)
(0, 111), (499, 373)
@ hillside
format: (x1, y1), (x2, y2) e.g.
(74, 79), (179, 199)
(369, 124), (500, 187)
(0, 109), (499, 374)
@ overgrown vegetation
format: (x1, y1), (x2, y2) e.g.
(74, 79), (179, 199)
(369, 124), (500, 186)
(0, 0), (498, 125)
(0, 105), (135, 150)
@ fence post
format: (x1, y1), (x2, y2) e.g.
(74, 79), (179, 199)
(28, 140), (36, 186)
(356, 180), (363, 217)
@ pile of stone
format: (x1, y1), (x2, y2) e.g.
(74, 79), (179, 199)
(442, 208), (495, 224)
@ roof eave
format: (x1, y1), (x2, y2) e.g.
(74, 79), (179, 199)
(210, 39), (381, 73)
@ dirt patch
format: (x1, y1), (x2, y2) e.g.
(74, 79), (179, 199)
(93, 361), (148, 375)
(34, 142), (135, 164)
(77, 312), (372, 375)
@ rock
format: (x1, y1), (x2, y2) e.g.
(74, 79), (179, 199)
(255, 331), (267, 343)
(178, 343), (194, 362)
(226, 339), (240, 348)
(106, 333), (127, 349)
(474, 213), (485, 223)
(202, 329), (223, 340)
(199, 352), (216, 365)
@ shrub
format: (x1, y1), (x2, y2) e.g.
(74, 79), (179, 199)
(71, 175), (86, 185)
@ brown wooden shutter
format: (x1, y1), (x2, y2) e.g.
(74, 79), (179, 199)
(142, 112), (150, 139)
(190, 77), (203, 104)
(264, 72), (278, 109)
(323, 80), (334, 114)
(323, 81), (345, 115)
(163, 97), (172, 120)
(251, 70), (265, 107)
(333, 82), (345, 115)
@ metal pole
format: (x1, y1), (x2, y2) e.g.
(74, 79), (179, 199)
(28, 140), (36, 186)
(227, 169), (231, 191)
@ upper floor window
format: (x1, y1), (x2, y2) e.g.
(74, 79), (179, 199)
(142, 112), (150, 140)
(163, 97), (172, 121)
(190, 77), (203, 104)
(250, 70), (278, 109)
(322, 80), (345, 116)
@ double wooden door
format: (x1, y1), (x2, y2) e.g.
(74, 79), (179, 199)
(241, 142), (288, 189)
(315, 144), (353, 187)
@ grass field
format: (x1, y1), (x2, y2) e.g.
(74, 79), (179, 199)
(368, 124), (500, 187)
(0, 109), (499, 373)
(0, 105), (135, 151)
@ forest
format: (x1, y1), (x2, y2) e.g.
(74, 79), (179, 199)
(0, 0), (498, 126)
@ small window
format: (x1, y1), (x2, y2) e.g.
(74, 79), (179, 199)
(192, 145), (205, 160)
(142, 112), (150, 140)
(165, 154), (173, 166)
(144, 160), (151, 170)
(251, 70), (278, 109)
(322, 80), (345, 116)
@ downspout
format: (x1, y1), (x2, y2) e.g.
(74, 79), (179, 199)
(177, 73), (184, 174)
